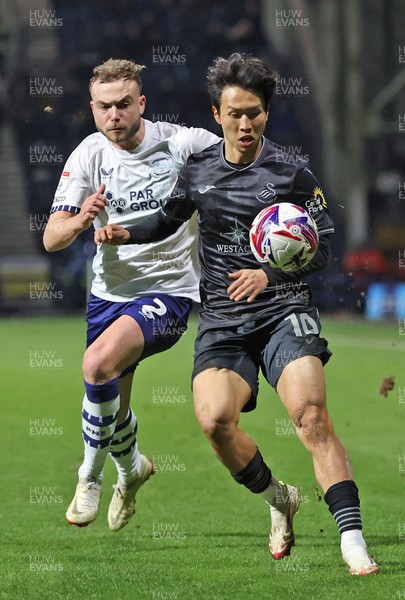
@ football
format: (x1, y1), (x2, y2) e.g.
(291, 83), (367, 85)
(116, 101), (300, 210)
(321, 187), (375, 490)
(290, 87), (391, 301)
(249, 202), (319, 272)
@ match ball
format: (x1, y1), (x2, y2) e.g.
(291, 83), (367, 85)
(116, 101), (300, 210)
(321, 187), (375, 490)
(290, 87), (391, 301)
(249, 202), (318, 272)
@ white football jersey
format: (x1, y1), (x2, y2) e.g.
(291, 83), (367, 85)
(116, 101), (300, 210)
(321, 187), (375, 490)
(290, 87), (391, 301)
(50, 120), (220, 302)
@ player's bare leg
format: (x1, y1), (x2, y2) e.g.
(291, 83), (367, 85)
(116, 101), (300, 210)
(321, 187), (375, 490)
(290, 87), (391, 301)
(277, 356), (350, 489)
(82, 315), (145, 385)
(193, 368), (301, 559)
(117, 372), (133, 424)
(66, 316), (153, 528)
(277, 355), (379, 575)
(193, 368), (255, 470)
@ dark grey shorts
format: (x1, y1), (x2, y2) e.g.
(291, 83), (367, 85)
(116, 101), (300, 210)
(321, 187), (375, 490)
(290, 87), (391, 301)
(192, 307), (331, 412)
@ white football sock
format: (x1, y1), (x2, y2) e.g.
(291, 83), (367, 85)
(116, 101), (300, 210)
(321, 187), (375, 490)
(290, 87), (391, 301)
(78, 380), (120, 482)
(260, 476), (289, 512)
(109, 409), (142, 485)
(341, 529), (367, 555)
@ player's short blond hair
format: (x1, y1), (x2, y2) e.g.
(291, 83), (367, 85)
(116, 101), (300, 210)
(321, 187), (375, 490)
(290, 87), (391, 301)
(89, 58), (146, 93)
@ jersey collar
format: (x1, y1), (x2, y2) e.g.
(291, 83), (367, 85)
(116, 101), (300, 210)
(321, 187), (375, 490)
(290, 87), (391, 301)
(219, 136), (268, 171)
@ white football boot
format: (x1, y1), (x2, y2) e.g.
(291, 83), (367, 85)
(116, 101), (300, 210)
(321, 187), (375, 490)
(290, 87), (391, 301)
(269, 483), (301, 560)
(66, 477), (102, 527)
(342, 547), (380, 575)
(108, 455), (154, 531)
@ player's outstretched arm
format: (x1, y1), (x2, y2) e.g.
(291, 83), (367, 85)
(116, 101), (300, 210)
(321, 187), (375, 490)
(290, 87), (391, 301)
(99, 195), (195, 247)
(125, 207), (189, 244)
(94, 177), (196, 247)
(94, 209), (187, 247)
(43, 184), (107, 252)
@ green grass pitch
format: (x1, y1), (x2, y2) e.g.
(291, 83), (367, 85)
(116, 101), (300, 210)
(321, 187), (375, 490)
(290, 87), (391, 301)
(1, 314), (404, 599)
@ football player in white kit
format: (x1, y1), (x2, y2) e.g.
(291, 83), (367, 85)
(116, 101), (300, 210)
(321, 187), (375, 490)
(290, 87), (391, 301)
(43, 58), (220, 531)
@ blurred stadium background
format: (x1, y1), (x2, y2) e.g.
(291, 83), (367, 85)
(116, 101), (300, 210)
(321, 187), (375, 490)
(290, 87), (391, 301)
(0, 0), (404, 319)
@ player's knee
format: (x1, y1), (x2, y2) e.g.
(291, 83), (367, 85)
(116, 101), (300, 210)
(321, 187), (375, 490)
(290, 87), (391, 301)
(82, 347), (111, 384)
(292, 403), (332, 441)
(197, 414), (237, 444)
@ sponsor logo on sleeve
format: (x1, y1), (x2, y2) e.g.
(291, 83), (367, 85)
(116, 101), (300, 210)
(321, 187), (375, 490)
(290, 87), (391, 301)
(56, 171), (70, 194)
(305, 186), (327, 215)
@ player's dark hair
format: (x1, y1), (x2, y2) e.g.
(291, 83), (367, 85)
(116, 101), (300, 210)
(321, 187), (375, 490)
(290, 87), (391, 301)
(89, 58), (146, 93)
(207, 53), (278, 111)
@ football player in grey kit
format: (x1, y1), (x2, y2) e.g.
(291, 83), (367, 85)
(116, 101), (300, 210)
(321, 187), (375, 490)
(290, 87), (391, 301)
(95, 53), (379, 575)
(43, 58), (219, 531)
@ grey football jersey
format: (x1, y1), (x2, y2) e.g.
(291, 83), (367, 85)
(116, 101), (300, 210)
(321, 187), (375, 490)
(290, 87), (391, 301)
(128, 138), (334, 328)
